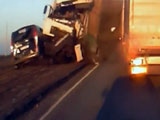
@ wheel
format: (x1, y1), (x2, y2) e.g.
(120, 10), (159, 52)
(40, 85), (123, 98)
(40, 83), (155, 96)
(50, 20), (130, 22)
(53, 45), (76, 64)
(63, 45), (76, 63)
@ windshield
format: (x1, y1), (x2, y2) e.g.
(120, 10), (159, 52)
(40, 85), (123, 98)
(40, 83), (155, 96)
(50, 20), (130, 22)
(48, 5), (78, 20)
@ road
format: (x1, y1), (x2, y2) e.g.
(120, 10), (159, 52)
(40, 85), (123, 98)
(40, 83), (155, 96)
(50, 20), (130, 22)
(2, 42), (160, 120)
(40, 62), (125, 120)
(25, 42), (160, 120)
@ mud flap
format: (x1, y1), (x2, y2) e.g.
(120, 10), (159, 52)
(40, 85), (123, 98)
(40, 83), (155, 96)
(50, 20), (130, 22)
(74, 44), (83, 62)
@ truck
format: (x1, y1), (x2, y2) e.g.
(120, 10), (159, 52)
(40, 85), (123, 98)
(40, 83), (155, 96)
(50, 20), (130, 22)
(42, 0), (94, 63)
(123, 0), (160, 75)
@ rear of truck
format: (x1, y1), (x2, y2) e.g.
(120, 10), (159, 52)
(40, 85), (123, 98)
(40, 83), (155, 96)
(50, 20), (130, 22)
(127, 0), (160, 75)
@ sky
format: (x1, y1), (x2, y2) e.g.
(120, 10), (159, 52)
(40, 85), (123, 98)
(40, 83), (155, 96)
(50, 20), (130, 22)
(0, 0), (53, 55)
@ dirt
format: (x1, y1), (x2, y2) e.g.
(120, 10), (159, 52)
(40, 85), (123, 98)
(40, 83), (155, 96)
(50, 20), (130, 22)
(0, 56), (85, 119)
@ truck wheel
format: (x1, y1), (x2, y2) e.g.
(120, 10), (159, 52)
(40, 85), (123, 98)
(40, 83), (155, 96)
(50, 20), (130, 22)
(53, 51), (66, 64)
(63, 46), (76, 63)
(53, 46), (76, 64)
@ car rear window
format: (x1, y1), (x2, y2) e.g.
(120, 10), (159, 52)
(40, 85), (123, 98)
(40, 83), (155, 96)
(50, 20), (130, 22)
(11, 25), (41, 43)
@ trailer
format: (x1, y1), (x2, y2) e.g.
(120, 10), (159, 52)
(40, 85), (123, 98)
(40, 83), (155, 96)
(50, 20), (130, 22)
(123, 0), (160, 75)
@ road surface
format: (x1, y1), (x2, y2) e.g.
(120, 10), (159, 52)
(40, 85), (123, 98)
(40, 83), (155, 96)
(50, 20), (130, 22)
(2, 42), (160, 120)
(36, 42), (160, 120)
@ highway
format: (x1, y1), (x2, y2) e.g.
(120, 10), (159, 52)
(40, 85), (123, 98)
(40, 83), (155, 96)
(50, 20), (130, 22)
(38, 42), (160, 120)
(1, 42), (160, 120)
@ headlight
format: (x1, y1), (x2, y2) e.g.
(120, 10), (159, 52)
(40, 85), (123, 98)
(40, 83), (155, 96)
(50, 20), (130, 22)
(10, 45), (14, 52)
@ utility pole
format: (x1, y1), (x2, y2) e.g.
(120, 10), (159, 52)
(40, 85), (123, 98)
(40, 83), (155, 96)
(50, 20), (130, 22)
(5, 22), (8, 56)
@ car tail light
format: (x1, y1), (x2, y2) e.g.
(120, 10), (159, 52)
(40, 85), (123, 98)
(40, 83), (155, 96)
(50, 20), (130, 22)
(33, 29), (38, 53)
(10, 41), (14, 53)
(130, 57), (148, 75)
(32, 28), (38, 37)
(131, 57), (147, 66)
(131, 66), (147, 74)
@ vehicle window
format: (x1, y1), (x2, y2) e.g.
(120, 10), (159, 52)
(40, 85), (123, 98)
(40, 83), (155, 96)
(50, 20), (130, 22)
(12, 26), (34, 43)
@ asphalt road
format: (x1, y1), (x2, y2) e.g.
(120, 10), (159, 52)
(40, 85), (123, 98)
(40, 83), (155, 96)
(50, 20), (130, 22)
(7, 42), (160, 120)
(97, 76), (160, 120)
(37, 42), (160, 120)
(40, 63), (125, 120)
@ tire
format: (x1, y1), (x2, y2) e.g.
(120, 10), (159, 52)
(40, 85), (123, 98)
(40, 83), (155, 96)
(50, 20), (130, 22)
(63, 45), (76, 63)
(53, 45), (76, 64)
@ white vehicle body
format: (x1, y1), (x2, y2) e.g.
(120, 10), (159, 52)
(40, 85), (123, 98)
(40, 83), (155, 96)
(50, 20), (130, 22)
(43, 0), (92, 37)
(55, 0), (93, 6)
(42, 0), (93, 62)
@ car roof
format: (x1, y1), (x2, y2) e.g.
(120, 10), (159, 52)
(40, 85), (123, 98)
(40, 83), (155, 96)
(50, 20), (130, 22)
(13, 24), (42, 32)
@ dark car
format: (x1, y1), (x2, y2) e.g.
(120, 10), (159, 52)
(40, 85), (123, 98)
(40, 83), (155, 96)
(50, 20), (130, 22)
(11, 25), (44, 68)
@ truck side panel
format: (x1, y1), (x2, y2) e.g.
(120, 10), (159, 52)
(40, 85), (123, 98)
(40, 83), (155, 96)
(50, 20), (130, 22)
(128, 0), (160, 58)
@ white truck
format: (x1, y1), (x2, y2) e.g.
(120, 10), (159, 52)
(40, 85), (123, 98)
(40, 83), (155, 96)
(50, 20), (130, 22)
(123, 0), (160, 75)
(42, 0), (93, 63)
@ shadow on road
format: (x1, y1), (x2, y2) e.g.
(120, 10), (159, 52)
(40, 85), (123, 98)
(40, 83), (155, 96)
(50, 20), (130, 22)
(97, 76), (160, 120)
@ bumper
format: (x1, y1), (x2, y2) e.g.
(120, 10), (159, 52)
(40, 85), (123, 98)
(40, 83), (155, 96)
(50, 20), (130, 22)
(14, 53), (39, 65)
(147, 65), (160, 75)
(130, 56), (160, 75)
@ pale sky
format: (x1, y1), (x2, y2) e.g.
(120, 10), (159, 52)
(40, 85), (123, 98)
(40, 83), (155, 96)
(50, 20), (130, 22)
(0, 0), (53, 55)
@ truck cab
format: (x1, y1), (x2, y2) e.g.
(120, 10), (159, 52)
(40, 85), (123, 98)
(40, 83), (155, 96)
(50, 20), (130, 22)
(43, 0), (93, 38)
(42, 0), (93, 63)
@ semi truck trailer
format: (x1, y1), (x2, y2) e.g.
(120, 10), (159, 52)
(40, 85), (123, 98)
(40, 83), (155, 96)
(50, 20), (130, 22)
(123, 0), (160, 75)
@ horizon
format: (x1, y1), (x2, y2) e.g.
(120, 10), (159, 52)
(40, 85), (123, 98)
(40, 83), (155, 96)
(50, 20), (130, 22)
(0, 0), (53, 55)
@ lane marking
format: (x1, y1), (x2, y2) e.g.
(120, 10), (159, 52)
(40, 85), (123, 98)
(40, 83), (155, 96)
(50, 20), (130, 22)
(39, 63), (99, 120)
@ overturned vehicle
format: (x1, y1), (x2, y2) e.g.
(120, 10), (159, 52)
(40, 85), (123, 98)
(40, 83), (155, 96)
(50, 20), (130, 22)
(42, 0), (94, 63)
